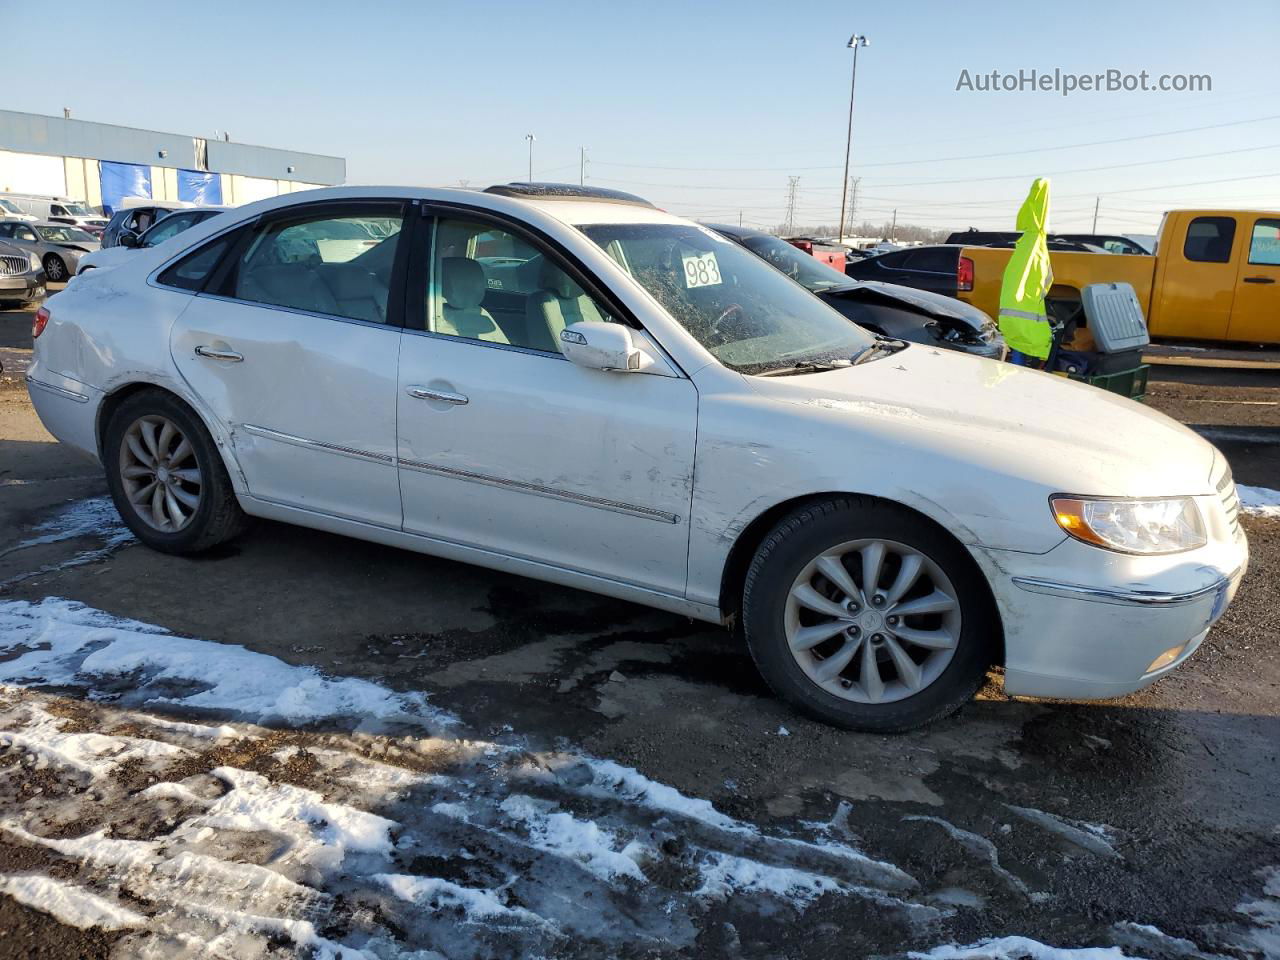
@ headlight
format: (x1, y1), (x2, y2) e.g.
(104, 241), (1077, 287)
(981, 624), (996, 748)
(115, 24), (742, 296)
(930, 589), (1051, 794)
(28, 251), (40, 270)
(1050, 496), (1206, 554)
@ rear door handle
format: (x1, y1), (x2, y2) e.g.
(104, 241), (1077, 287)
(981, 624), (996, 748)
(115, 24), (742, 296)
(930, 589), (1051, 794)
(1243, 276), (1275, 284)
(194, 345), (244, 362)
(406, 385), (468, 405)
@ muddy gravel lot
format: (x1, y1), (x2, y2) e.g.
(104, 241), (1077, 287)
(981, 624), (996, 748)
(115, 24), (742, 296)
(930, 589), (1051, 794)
(1, 311), (1278, 959)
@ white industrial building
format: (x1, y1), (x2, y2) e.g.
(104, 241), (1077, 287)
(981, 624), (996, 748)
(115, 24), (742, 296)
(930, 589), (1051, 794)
(0, 109), (345, 213)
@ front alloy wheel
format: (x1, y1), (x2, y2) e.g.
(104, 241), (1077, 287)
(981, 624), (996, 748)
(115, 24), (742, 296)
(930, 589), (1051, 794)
(785, 539), (960, 703)
(118, 415), (203, 532)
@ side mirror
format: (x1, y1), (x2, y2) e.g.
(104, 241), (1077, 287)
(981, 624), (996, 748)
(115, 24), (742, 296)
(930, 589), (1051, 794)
(559, 321), (655, 373)
(118, 230), (139, 248)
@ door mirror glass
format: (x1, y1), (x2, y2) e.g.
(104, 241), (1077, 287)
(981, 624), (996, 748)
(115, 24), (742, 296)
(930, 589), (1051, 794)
(559, 321), (654, 373)
(119, 229), (139, 248)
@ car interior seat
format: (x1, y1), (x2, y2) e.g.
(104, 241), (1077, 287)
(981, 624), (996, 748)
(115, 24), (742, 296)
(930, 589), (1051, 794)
(436, 257), (508, 343)
(240, 264), (341, 316)
(525, 260), (608, 352)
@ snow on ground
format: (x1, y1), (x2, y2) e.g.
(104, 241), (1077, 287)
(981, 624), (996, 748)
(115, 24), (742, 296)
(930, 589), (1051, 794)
(0, 596), (940, 957)
(909, 937), (1131, 959)
(1238, 484), (1280, 518)
(0, 496), (134, 589)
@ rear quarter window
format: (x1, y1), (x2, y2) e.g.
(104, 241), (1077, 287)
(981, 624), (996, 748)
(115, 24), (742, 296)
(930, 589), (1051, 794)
(1183, 216), (1236, 263)
(156, 229), (243, 292)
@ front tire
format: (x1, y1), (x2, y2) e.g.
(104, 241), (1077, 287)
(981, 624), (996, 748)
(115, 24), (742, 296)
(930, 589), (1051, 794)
(42, 254), (67, 283)
(103, 390), (248, 554)
(742, 497), (997, 732)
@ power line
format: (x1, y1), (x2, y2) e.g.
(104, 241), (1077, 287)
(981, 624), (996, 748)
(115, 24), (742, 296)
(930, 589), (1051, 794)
(589, 114), (1280, 173)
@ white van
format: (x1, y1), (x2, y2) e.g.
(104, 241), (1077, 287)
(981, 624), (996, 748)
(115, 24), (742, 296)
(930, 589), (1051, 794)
(0, 194), (109, 231)
(0, 196), (37, 222)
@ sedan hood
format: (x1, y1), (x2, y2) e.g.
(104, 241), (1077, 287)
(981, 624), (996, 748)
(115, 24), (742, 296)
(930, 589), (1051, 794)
(826, 281), (991, 331)
(745, 346), (1215, 499)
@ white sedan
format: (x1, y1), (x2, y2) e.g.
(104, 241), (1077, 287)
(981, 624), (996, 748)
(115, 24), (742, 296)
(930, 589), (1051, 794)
(25, 184), (1248, 730)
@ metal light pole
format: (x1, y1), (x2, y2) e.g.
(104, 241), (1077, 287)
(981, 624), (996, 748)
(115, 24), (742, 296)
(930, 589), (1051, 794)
(525, 133), (536, 182)
(838, 34), (869, 243)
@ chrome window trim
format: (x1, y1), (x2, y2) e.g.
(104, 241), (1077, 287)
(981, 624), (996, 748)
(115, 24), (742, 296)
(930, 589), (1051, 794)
(398, 456), (680, 524)
(1011, 569), (1240, 607)
(26, 375), (89, 404)
(400, 325), (570, 361)
(240, 424), (395, 465)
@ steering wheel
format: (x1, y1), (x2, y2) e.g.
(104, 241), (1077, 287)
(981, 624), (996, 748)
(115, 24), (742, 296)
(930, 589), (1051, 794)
(708, 303), (744, 345)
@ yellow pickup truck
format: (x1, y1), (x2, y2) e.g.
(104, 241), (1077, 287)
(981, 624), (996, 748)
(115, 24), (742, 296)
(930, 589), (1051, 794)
(959, 210), (1280, 345)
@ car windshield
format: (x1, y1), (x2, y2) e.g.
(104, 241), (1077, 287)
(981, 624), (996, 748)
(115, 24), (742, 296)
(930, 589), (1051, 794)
(0, 199), (23, 215)
(581, 223), (875, 375)
(36, 225), (96, 243)
(61, 203), (94, 217)
(737, 234), (853, 292)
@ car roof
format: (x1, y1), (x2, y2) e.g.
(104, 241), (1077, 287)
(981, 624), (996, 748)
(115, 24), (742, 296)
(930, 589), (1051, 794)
(178, 185), (696, 236)
(703, 222), (766, 240)
(29, 220), (94, 229)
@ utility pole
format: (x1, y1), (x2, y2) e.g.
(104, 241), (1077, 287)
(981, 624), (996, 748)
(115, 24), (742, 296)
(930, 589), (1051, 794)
(1092, 196), (1100, 232)
(739, 210), (743, 227)
(785, 177), (800, 235)
(525, 133), (536, 182)
(580, 146), (588, 186)
(889, 208), (897, 241)
(838, 33), (870, 241)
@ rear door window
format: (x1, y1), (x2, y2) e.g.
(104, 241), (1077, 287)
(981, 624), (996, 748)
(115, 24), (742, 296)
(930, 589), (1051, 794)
(219, 205), (405, 323)
(1184, 217), (1236, 263)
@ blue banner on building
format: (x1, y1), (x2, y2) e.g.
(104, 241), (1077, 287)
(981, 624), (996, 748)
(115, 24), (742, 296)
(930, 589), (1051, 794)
(98, 161), (152, 215)
(177, 169), (223, 205)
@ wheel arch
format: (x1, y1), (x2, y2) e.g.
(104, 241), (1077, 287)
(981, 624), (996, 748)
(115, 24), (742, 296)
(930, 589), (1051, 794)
(718, 491), (1005, 664)
(95, 381), (245, 492)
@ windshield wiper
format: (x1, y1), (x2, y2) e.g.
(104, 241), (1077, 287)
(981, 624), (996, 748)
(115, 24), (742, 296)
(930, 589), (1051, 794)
(852, 337), (909, 366)
(757, 359), (852, 377)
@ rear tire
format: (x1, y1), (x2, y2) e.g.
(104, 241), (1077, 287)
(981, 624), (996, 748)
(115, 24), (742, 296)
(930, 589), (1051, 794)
(103, 390), (249, 554)
(742, 496), (997, 732)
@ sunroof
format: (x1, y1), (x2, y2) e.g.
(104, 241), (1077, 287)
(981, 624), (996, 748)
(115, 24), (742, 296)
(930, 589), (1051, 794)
(484, 182), (656, 208)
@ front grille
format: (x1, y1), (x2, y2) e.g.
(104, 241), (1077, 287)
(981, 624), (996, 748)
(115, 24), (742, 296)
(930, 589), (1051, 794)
(1217, 466), (1241, 536)
(0, 255), (28, 276)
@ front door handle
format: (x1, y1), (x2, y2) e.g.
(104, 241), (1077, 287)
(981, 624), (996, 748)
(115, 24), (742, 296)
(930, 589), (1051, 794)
(406, 385), (468, 405)
(194, 345), (244, 362)
(1243, 276), (1276, 284)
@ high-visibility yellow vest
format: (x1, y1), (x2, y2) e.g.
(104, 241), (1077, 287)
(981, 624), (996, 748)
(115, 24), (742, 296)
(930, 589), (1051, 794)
(998, 178), (1054, 359)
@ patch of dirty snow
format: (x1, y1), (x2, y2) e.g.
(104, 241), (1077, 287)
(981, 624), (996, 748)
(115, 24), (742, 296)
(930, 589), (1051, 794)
(376, 873), (550, 927)
(910, 937), (1133, 959)
(0, 598), (451, 730)
(1238, 484), (1280, 518)
(0, 699), (182, 779)
(1004, 805), (1122, 860)
(0, 497), (134, 588)
(695, 851), (843, 903)
(497, 794), (646, 882)
(904, 815), (1032, 897)
(0, 873), (145, 931)
(0, 601), (953, 957)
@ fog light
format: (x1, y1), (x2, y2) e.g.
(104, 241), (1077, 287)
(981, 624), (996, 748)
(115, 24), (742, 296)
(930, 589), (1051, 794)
(1146, 644), (1186, 673)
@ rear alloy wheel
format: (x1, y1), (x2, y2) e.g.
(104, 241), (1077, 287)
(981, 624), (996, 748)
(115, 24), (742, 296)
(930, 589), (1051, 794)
(118, 414), (203, 533)
(742, 497), (996, 732)
(42, 254), (67, 282)
(104, 390), (248, 554)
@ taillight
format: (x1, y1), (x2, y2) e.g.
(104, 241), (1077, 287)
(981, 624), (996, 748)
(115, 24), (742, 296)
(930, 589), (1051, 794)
(32, 306), (50, 339)
(957, 256), (974, 292)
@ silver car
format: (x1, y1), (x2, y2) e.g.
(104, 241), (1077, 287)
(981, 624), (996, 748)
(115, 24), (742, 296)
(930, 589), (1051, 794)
(0, 220), (101, 283)
(0, 238), (46, 307)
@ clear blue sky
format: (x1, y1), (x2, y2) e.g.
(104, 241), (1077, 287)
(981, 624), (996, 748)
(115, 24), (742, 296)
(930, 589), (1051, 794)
(7, 0), (1277, 234)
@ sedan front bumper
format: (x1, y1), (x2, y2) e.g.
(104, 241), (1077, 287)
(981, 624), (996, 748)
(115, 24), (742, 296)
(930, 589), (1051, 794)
(971, 520), (1249, 700)
(0, 270), (46, 303)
